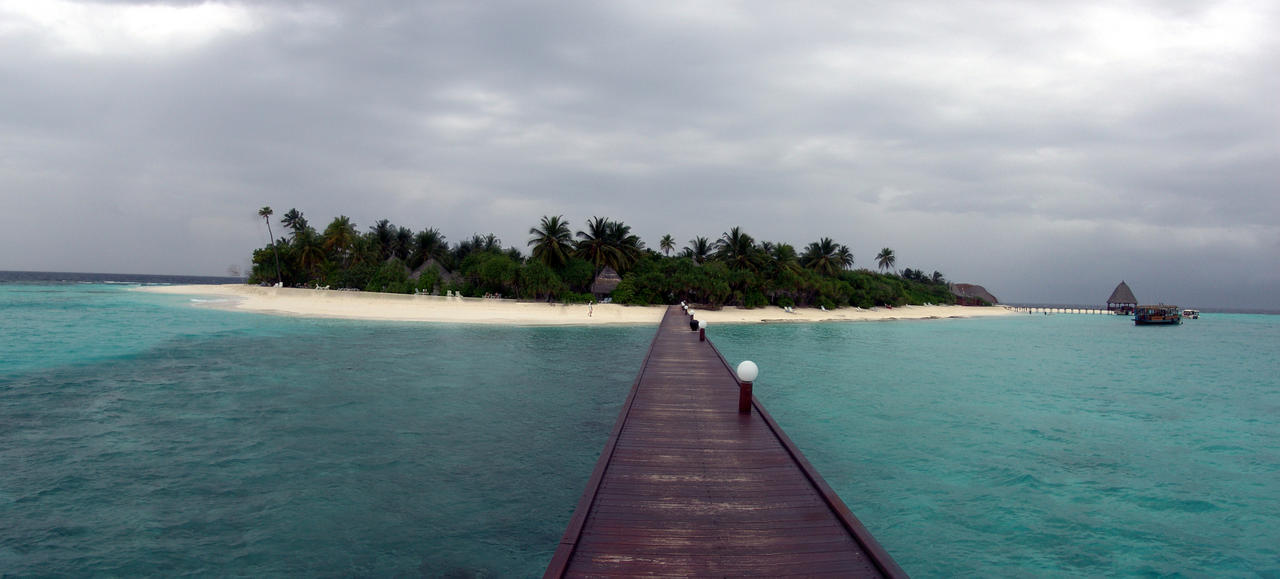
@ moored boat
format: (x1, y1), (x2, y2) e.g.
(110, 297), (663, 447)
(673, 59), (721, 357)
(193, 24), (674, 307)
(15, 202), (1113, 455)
(1134, 304), (1182, 325)
(1182, 309), (1200, 319)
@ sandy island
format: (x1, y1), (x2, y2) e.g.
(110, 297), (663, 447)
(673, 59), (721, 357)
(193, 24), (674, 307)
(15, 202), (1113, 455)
(140, 284), (1018, 326)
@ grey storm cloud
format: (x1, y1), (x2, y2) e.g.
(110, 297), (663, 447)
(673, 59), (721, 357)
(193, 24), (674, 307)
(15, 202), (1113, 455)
(1, 0), (1277, 308)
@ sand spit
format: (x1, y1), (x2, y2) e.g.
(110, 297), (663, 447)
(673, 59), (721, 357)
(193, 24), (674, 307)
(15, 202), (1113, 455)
(141, 285), (1018, 326)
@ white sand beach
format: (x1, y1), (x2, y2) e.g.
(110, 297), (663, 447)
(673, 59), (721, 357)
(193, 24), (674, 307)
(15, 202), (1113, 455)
(140, 285), (1018, 325)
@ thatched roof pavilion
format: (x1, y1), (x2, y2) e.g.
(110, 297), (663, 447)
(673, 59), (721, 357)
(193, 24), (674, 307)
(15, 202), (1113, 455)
(591, 267), (622, 297)
(1107, 281), (1138, 313)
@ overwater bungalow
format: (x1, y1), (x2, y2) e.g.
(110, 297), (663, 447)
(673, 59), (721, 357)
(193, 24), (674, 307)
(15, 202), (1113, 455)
(1107, 281), (1137, 315)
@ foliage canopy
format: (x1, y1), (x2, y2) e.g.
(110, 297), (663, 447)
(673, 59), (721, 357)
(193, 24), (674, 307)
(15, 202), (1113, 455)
(248, 209), (955, 308)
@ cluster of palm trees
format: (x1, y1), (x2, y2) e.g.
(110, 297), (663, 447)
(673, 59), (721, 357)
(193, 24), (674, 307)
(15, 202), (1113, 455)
(528, 215), (643, 281)
(656, 230), (894, 277)
(252, 207), (495, 290)
(518, 216), (936, 308)
(250, 207), (946, 308)
(530, 218), (897, 280)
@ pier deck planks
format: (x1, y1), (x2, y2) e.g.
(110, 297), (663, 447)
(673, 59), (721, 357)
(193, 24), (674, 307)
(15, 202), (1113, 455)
(547, 306), (905, 577)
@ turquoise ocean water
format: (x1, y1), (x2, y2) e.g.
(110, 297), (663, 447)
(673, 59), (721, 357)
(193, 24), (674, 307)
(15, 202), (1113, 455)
(2, 275), (1278, 576)
(1, 277), (648, 576)
(711, 313), (1280, 577)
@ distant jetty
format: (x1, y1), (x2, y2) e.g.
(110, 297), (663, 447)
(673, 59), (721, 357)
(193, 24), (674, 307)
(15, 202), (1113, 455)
(1011, 305), (1113, 315)
(1008, 280), (1157, 315)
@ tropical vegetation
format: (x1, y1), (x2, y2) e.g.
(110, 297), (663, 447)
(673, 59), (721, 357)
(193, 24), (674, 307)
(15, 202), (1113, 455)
(248, 209), (961, 308)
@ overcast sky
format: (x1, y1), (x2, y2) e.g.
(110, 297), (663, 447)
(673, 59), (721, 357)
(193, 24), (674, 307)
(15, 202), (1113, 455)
(1, 0), (1276, 308)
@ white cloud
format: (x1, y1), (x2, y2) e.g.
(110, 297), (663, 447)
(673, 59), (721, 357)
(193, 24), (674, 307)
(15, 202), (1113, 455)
(0, 0), (258, 57)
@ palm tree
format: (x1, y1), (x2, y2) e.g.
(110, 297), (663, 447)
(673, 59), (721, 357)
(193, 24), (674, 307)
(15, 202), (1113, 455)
(394, 226), (413, 261)
(836, 245), (855, 270)
(659, 234), (675, 257)
(370, 219), (396, 260)
(411, 228), (447, 269)
(575, 217), (612, 276)
(258, 206), (282, 285)
(481, 233), (502, 253)
(451, 236), (476, 264)
(609, 220), (644, 263)
(802, 237), (843, 276)
(769, 242), (802, 275)
(528, 215), (573, 269)
(295, 227), (326, 277)
(575, 216), (642, 279)
(713, 226), (760, 271)
(876, 247), (896, 273)
(451, 233), (504, 266)
(281, 208), (307, 240)
(683, 236), (713, 264)
(323, 216), (358, 263)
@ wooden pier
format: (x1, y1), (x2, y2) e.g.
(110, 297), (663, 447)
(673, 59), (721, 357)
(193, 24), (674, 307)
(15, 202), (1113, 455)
(546, 306), (905, 577)
(1012, 306), (1116, 315)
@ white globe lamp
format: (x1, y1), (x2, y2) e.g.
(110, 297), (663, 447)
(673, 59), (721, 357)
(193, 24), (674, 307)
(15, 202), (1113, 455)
(736, 360), (758, 413)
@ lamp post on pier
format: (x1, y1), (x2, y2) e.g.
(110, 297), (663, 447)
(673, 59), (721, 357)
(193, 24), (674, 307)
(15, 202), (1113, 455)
(736, 361), (758, 414)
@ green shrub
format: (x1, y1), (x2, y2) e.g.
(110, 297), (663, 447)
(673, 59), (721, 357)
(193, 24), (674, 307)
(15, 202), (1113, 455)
(561, 292), (594, 304)
(415, 265), (442, 294)
(559, 259), (595, 293)
(518, 262), (563, 300)
(365, 260), (410, 293)
(742, 290), (768, 309)
(611, 278), (647, 306)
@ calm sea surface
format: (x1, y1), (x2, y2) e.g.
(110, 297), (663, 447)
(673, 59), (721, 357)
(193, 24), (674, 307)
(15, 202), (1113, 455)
(711, 313), (1280, 577)
(2, 274), (1278, 576)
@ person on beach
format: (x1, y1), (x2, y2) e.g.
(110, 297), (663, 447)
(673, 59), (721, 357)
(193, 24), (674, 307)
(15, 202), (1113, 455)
(588, 301), (594, 317)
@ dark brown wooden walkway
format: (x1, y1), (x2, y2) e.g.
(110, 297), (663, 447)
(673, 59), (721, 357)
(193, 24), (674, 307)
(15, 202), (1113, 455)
(547, 306), (906, 577)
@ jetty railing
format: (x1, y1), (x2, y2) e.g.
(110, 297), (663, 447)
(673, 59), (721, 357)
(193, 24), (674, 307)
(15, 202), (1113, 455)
(1011, 305), (1117, 315)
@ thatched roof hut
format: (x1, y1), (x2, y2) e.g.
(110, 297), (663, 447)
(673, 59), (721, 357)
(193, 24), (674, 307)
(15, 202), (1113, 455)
(1107, 281), (1137, 313)
(591, 267), (622, 297)
(951, 283), (998, 306)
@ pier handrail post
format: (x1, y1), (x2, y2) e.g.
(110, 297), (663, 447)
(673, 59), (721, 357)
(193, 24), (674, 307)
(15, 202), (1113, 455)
(736, 361), (758, 414)
(698, 320), (707, 342)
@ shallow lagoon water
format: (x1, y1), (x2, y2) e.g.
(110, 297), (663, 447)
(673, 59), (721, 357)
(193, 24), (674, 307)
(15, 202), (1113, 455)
(712, 314), (1280, 576)
(3, 280), (1278, 576)
(1, 282), (647, 576)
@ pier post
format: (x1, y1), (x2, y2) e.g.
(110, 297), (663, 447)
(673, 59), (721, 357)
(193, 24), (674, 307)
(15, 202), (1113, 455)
(735, 361), (758, 414)
(698, 320), (707, 341)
